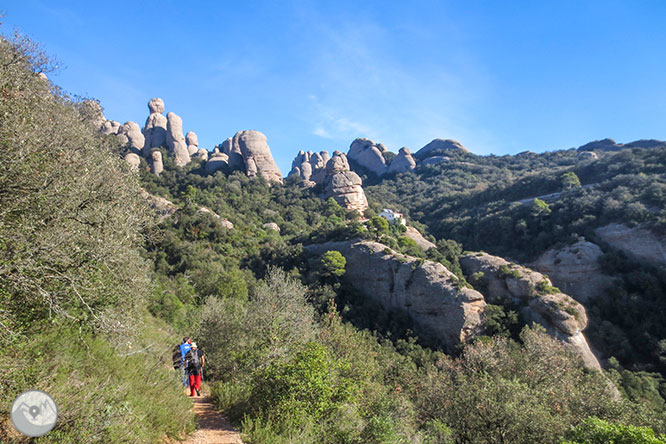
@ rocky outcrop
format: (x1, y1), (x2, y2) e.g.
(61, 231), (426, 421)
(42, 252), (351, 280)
(237, 130), (282, 183)
(205, 148), (229, 174)
(118, 121), (145, 155)
(577, 138), (666, 152)
(218, 131), (282, 183)
(143, 98), (168, 150)
(594, 223), (666, 265)
(100, 120), (121, 136)
(124, 153), (141, 171)
(387, 147), (416, 174)
(532, 238), (613, 303)
(460, 252), (600, 369)
(166, 112), (191, 167)
(186, 131), (199, 156)
(404, 226), (436, 251)
(322, 151), (368, 213)
(577, 138), (622, 152)
(289, 150), (330, 186)
(221, 136), (244, 172)
(306, 240), (486, 351)
(263, 222), (280, 232)
(140, 189), (177, 221)
(347, 138), (388, 176)
(151, 150), (163, 176)
(415, 139), (469, 161)
(578, 151), (598, 160)
(194, 148), (209, 161)
(198, 206), (233, 229)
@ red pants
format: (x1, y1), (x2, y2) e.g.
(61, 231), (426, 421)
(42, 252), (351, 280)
(189, 374), (201, 396)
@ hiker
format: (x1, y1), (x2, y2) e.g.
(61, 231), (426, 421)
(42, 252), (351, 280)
(185, 342), (205, 397)
(178, 337), (192, 387)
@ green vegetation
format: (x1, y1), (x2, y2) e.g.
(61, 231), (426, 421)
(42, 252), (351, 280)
(367, 139), (666, 389)
(3, 24), (666, 444)
(0, 28), (192, 442)
(562, 417), (666, 444)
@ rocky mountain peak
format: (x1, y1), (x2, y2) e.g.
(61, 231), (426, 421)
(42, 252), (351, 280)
(347, 137), (388, 176)
(415, 138), (469, 161)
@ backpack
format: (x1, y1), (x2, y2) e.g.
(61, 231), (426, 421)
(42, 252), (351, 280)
(188, 350), (202, 374)
(172, 345), (182, 369)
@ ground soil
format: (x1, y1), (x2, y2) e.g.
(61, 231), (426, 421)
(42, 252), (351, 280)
(181, 385), (244, 444)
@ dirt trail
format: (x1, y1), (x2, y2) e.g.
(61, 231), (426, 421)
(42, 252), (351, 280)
(182, 387), (244, 444)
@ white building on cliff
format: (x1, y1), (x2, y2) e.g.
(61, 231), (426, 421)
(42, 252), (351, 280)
(379, 209), (406, 225)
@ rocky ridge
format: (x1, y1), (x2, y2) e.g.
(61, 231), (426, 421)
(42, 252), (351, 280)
(460, 252), (601, 369)
(305, 240), (486, 352)
(594, 223), (666, 265)
(532, 238), (613, 303)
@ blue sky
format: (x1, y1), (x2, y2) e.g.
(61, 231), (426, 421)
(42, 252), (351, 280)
(4, 1), (666, 174)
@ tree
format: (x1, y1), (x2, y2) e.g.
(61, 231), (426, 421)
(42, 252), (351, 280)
(531, 198), (552, 220)
(367, 216), (389, 241)
(562, 171), (582, 190)
(562, 417), (666, 444)
(321, 251), (346, 278)
(0, 30), (151, 339)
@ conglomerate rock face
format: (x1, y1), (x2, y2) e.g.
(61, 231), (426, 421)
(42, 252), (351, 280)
(166, 112), (191, 167)
(143, 98), (167, 150)
(186, 131), (199, 155)
(347, 137), (388, 176)
(219, 130), (282, 183)
(532, 238), (613, 303)
(460, 252), (601, 370)
(118, 121), (145, 155)
(237, 130), (283, 183)
(322, 151), (368, 213)
(414, 138), (468, 161)
(305, 240), (486, 352)
(289, 150), (330, 186)
(594, 223), (666, 265)
(387, 147), (416, 174)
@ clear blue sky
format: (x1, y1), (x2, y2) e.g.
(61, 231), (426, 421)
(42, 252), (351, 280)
(5, 1), (666, 174)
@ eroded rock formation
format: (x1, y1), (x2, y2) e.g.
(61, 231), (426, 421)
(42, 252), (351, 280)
(532, 238), (613, 303)
(594, 223), (666, 265)
(219, 130), (282, 183)
(289, 150), (330, 187)
(119, 121), (145, 155)
(387, 147), (416, 174)
(205, 147), (229, 174)
(347, 138), (388, 176)
(166, 112), (191, 167)
(186, 131), (199, 155)
(151, 150), (163, 176)
(415, 139), (468, 161)
(322, 151), (368, 213)
(460, 252), (601, 369)
(143, 98), (167, 150)
(306, 240), (486, 351)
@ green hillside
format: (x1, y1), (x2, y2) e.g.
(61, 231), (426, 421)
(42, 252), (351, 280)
(2, 27), (666, 444)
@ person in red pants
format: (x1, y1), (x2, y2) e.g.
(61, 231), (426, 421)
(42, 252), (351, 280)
(186, 342), (205, 396)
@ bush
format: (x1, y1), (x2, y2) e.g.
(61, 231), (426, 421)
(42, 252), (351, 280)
(562, 417), (666, 444)
(0, 323), (194, 443)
